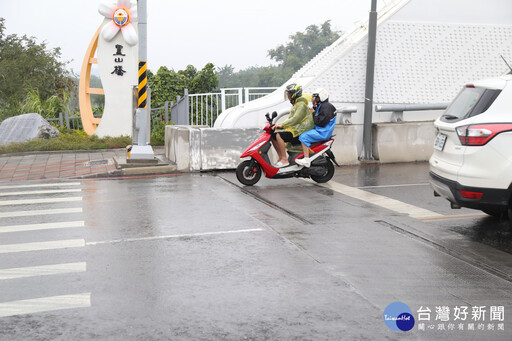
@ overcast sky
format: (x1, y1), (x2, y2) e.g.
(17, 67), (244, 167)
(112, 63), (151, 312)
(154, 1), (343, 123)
(1, 0), (377, 74)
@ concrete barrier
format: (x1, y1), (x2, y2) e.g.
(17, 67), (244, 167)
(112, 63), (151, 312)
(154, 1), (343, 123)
(164, 121), (434, 171)
(200, 128), (262, 170)
(165, 126), (261, 171)
(165, 124), (360, 171)
(372, 121), (435, 162)
(331, 125), (359, 165)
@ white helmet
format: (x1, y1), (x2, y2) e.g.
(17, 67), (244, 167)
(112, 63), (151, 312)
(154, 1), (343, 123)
(313, 88), (329, 102)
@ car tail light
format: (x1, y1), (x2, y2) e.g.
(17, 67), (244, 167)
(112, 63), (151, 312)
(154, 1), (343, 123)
(456, 124), (512, 146)
(459, 190), (483, 200)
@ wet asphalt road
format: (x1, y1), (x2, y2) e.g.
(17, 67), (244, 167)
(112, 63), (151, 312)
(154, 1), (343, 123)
(0, 162), (511, 340)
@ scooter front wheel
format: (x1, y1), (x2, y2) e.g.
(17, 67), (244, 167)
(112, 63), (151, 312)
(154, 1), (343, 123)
(236, 160), (262, 186)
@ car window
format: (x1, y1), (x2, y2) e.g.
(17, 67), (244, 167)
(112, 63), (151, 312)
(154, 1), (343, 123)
(441, 87), (501, 122)
(469, 89), (501, 118)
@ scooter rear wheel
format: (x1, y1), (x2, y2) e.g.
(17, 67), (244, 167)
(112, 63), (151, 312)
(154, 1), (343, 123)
(236, 160), (262, 186)
(310, 161), (335, 183)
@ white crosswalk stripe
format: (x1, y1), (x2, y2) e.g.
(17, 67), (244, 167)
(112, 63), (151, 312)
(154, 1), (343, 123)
(0, 189), (81, 196)
(0, 181), (90, 318)
(0, 239), (86, 254)
(0, 207), (83, 218)
(0, 182), (81, 190)
(0, 293), (91, 318)
(0, 262), (86, 280)
(0, 221), (84, 234)
(0, 197), (83, 206)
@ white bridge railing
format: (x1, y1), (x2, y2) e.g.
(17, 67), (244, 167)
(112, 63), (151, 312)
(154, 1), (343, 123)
(189, 87), (278, 126)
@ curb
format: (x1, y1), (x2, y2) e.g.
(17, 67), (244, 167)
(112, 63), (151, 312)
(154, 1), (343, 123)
(76, 164), (178, 179)
(0, 148), (128, 157)
(0, 146), (165, 157)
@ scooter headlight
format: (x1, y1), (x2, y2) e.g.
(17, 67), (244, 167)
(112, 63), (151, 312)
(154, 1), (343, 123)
(248, 141), (266, 152)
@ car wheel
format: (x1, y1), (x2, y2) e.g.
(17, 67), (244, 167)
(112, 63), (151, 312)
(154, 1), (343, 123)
(508, 201), (512, 230)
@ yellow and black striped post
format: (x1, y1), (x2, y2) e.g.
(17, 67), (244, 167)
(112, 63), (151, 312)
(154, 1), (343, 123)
(138, 61), (147, 108)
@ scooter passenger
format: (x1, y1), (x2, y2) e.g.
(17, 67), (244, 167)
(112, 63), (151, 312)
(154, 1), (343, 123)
(295, 88), (337, 167)
(271, 83), (314, 168)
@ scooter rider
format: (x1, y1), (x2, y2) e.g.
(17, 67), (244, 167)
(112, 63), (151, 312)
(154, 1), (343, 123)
(295, 88), (337, 167)
(271, 83), (314, 168)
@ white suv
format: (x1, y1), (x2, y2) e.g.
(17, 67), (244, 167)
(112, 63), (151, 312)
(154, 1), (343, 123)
(430, 74), (512, 220)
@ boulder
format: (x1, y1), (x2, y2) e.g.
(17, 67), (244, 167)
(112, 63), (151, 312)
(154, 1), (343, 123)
(0, 113), (60, 146)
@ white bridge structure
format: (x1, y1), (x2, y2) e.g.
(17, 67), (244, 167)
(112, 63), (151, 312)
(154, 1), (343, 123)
(166, 0), (512, 171)
(215, 0), (512, 128)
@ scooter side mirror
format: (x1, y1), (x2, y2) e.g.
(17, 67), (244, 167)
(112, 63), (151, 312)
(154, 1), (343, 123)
(272, 111), (278, 119)
(265, 113), (271, 120)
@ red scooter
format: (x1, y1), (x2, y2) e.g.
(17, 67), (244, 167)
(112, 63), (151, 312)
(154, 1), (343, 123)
(236, 112), (339, 186)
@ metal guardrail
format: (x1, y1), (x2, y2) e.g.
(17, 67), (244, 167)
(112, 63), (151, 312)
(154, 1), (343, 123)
(151, 87), (279, 127)
(194, 87), (277, 126)
(149, 102), (169, 130)
(310, 103), (448, 125)
(189, 91), (220, 126)
(46, 112), (85, 130)
(276, 106), (356, 126)
(375, 103), (449, 122)
(47, 101), (450, 134)
(339, 106), (357, 125)
(149, 89), (189, 129)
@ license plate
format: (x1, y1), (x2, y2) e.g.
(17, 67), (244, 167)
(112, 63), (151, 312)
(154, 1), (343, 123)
(434, 133), (447, 151)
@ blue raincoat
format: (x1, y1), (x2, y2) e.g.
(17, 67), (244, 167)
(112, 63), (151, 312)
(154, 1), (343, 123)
(299, 102), (337, 147)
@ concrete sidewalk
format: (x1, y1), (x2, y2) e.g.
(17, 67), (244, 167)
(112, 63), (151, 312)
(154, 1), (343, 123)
(0, 147), (175, 182)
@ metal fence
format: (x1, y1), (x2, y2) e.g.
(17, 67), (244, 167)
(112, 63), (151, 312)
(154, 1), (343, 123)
(189, 92), (221, 126)
(48, 99), (450, 134)
(149, 87), (278, 128)
(44, 87), (278, 132)
(190, 87), (277, 126)
(47, 112), (84, 130)
(149, 101), (169, 130)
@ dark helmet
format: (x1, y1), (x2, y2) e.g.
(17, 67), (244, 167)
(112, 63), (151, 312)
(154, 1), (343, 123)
(284, 83), (303, 104)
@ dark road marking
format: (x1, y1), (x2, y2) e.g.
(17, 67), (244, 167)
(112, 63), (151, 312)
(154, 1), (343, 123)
(376, 220), (512, 284)
(218, 176), (313, 225)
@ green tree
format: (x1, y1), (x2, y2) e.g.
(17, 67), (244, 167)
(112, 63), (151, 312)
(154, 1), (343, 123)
(216, 21), (341, 88)
(148, 63), (219, 108)
(217, 65), (288, 88)
(268, 20), (340, 73)
(216, 65), (235, 88)
(0, 18), (74, 121)
(190, 63), (218, 93)
(149, 66), (182, 108)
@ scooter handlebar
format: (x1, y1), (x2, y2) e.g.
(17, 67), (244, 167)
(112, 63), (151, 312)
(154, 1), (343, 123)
(265, 111), (278, 124)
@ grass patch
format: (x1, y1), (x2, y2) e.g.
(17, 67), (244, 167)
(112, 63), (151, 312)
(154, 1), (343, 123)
(0, 129), (132, 155)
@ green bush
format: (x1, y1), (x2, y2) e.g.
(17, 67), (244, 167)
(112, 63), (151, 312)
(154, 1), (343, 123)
(0, 129), (131, 154)
(150, 121), (168, 146)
